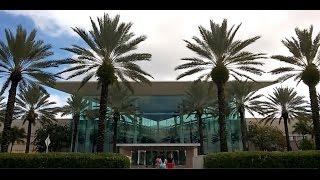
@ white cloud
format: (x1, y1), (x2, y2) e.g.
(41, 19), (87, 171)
(47, 94), (72, 119)
(48, 94), (67, 107)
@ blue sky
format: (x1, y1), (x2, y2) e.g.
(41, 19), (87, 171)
(0, 10), (320, 118)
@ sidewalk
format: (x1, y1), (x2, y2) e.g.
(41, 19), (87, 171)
(131, 165), (187, 169)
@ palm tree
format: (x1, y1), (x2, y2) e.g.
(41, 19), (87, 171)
(8, 126), (26, 153)
(293, 116), (314, 138)
(229, 79), (263, 151)
(0, 25), (69, 152)
(181, 80), (215, 154)
(60, 93), (89, 152)
(257, 87), (308, 151)
(15, 85), (60, 153)
(58, 14), (153, 152)
(270, 26), (320, 149)
(108, 85), (136, 153)
(175, 19), (265, 151)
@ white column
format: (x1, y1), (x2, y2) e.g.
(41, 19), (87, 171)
(137, 150), (140, 165)
(144, 150), (146, 166)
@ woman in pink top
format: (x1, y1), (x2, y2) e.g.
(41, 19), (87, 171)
(155, 155), (162, 168)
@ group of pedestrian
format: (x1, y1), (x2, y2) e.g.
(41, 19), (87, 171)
(155, 153), (175, 169)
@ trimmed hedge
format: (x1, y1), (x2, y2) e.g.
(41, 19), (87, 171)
(204, 151), (320, 168)
(0, 153), (130, 168)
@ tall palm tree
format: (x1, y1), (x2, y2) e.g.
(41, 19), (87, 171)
(0, 25), (69, 152)
(58, 14), (153, 152)
(60, 93), (89, 152)
(8, 126), (26, 153)
(270, 26), (320, 149)
(257, 87), (308, 151)
(15, 85), (60, 153)
(175, 19), (265, 151)
(108, 85), (136, 153)
(229, 79), (263, 151)
(181, 80), (215, 154)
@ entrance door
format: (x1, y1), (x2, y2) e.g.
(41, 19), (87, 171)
(137, 150), (146, 165)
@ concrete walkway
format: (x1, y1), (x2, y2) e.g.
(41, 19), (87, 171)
(131, 165), (187, 169)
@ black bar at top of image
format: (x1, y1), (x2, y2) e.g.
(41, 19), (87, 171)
(1, 0), (320, 10)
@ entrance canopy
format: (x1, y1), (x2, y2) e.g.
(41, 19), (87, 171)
(54, 81), (274, 122)
(117, 143), (200, 151)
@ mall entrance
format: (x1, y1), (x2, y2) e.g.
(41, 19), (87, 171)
(117, 143), (200, 168)
(132, 150), (185, 167)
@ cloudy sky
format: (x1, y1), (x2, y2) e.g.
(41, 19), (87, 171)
(0, 10), (320, 118)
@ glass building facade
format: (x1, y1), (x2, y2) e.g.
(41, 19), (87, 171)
(75, 95), (242, 154)
(54, 81), (272, 166)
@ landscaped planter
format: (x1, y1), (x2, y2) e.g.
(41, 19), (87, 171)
(0, 153), (130, 168)
(204, 151), (320, 168)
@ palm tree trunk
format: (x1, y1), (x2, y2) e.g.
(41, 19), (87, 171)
(216, 82), (228, 152)
(10, 143), (14, 153)
(239, 108), (248, 151)
(189, 122), (193, 143)
(112, 112), (119, 153)
(97, 82), (108, 152)
(174, 116), (178, 139)
(25, 120), (32, 153)
(91, 121), (96, 153)
(124, 122), (128, 143)
(71, 113), (80, 152)
(283, 116), (292, 151)
(1, 80), (19, 152)
(308, 85), (320, 150)
(196, 111), (204, 155)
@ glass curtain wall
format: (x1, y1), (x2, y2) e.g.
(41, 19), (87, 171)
(76, 95), (242, 153)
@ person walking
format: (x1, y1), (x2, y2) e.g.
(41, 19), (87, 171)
(155, 155), (162, 168)
(159, 153), (166, 169)
(166, 153), (175, 169)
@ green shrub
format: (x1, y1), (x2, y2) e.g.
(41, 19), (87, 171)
(299, 139), (315, 150)
(204, 151), (320, 168)
(247, 122), (286, 151)
(0, 153), (130, 168)
(33, 123), (71, 152)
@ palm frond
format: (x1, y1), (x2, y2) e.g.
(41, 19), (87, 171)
(59, 13), (152, 90)
(271, 26), (320, 85)
(270, 67), (296, 75)
(176, 19), (264, 82)
(259, 87), (308, 125)
(0, 25), (67, 99)
(176, 68), (205, 80)
(15, 85), (59, 126)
